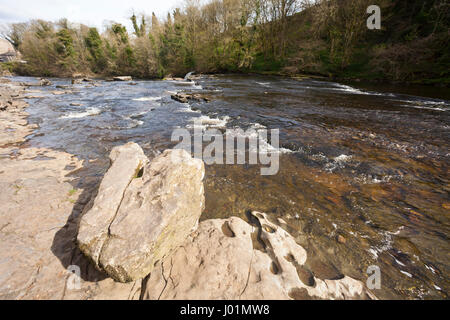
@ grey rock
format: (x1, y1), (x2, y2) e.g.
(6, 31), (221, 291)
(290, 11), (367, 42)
(77, 143), (205, 282)
(113, 76), (132, 81)
(142, 212), (376, 300)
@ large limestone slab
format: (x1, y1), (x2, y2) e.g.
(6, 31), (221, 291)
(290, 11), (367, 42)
(77, 144), (205, 283)
(77, 142), (149, 265)
(142, 212), (376, 300)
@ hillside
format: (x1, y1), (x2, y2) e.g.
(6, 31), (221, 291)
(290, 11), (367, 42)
(1, 0), (449, 85)
(251, 0), (449, 85)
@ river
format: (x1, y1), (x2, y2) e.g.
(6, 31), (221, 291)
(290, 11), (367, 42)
(12, 74), (449, 299)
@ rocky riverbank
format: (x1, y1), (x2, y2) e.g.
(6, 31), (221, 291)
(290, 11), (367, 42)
(0, 78), (142, 299)
(76, 142), (375, 300)
(0, 77), (375, 300)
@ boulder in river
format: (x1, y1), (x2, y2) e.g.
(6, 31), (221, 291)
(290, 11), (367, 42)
(113, 76), (132, 81)
(171, 92), (211, 103)
(39, 78), (52, 86)
(184, 71), (195, 81)
(163, 77), (185, 81)
(184, 71), (202, 81)
(77, 142), (205, 282)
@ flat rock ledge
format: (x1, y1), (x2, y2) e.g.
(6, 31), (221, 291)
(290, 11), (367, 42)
(0, 80), (35, 145)
(142, 213), (376, 300)
(77, 142), (205, 283)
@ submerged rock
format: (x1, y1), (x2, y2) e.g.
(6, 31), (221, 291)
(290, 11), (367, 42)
(142, 212), (376, 300)
(77, 142), (205, 282)
(337, 235), (346, 244)
(51, 90), (70, 95)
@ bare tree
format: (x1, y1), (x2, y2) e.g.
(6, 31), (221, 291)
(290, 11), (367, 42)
(1, 23), (28, 49)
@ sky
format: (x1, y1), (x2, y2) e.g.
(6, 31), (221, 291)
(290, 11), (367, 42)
(0, 0), (183, 31)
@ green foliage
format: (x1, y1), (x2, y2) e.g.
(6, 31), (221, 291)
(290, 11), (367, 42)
(158, 19), (192, 76)
(85, 28), (107, 72)
(111, 24), (129, 43)
(34, 20), (53, 39)
(8, 0), (449, 85)
(105, 40), (118, 60)
(1, 62), (14, 72)
(2, 23), (27, 48)
(55, 29), (74, 57)
(130, 14), (146, 37)
(124, 45), (136, 67)
(251, 53), (282, 72)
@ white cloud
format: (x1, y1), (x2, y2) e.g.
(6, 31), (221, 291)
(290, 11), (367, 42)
(0, 0), (182, 30)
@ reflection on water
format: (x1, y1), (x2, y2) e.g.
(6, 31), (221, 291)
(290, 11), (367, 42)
(17, 74), (449, 299)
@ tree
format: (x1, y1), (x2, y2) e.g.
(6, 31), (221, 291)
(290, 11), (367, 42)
(131, 13), (147, 37)
(1, 23), (28, 49)
(84, 28), (107, 72)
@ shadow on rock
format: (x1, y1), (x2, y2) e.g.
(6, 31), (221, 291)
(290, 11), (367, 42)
(51, 159), (110, 282)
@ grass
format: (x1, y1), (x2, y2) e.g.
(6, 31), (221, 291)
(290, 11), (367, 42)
(0, 62), (15, 73)
(67, 188), (78, 203)
(13, 184), (22, 195)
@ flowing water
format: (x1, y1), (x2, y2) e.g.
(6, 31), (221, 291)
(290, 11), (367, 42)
(12, 74), (449, 299)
